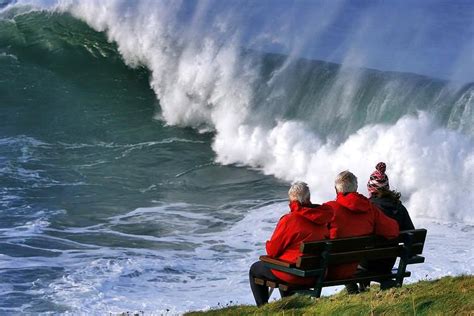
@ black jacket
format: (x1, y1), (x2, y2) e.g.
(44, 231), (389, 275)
(370, 196), (414, 231)
(361, 196), (415, 274)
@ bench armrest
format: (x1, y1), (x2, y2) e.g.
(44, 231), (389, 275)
(259, 255), (295, 268)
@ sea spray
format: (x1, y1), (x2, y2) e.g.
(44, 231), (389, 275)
(22, 0), (471, 222)
(214, 112), (473, 222)
(1, 3), (472, 220)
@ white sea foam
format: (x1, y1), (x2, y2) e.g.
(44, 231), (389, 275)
(215, 113), (474, 223)
(1, 200), (470, 314)
(0, 218), (50, 238)
(23, 202), (472, 314)
(0, 52), (18, 60)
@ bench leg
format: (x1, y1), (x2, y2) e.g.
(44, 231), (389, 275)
(396, 232), (415, 286)
(345, 282), (359, 294)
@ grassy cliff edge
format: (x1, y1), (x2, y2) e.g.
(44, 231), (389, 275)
(185, 275), (474, 315)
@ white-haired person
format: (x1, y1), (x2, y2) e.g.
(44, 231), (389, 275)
(324, 170), (399, 293)
(249, 181), (333, 306)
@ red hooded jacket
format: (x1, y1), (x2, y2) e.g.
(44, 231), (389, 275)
(325, 192), (399, 280)
(266, 201), (333, 285)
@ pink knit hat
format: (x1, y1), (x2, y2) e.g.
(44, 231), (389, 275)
(367, 162), (389, 195)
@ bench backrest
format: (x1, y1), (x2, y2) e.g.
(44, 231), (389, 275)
(296, 229), (427, 269)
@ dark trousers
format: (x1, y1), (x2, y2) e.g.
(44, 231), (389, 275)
(249, 261), (294, 306)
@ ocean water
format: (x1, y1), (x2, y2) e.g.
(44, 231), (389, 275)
(0, 0), (473, 314)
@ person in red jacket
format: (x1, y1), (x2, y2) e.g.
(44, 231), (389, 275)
(325, 170), (399, 292)
(249, 181), (333, 306)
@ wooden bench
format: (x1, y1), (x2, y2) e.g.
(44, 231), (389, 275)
(256, 229), (427, 297)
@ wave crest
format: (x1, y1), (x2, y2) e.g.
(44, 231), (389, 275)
(3, 1), (473, 222)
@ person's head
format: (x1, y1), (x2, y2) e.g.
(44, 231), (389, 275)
(367, 162), (390, 196)
(288, 181), (311, 204)
(335, 170), (358, 194)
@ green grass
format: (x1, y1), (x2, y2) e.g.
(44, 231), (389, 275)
(185, 275), (474, 315)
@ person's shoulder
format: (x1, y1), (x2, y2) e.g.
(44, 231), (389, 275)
(277, 213), (304, 230)
(371, 196), (398, 209)
(369, 196), (382, 203)
(277, 213), (291, 223)
(397, 202), (409, 213)
(283, 211), (313, 224)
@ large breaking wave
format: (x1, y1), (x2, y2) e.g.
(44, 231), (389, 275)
(1, 0), (473, 223)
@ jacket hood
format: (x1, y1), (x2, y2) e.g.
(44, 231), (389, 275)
(335, 192), (373, 213)
(289, 201), (333, 224)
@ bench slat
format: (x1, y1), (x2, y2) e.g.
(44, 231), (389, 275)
(297, 246), (423, 268)
(297, 246), (400, 268)
(279, 284), (289, 291)
(296, 255), (321, 269)
(253, 278), (302, 292)
(300, 236), (376, 254)
(254, 278), (265, 286)
(259, 255), (294, 268)
(261, 262), (309, 277)
(262, 260), (325, 277)
(327, 246), (401, 264)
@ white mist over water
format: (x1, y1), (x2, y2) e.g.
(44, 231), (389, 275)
(214, 113), (474, 223)
(23, 0), (471, 223)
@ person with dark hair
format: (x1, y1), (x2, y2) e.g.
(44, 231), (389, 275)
(367, 162), (415, 232)
(359, 162), (415, 290)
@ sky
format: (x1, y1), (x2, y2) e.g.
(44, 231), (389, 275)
(181, 0), (474, 82)
(3, 0), (474, 82)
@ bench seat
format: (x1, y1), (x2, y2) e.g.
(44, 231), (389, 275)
(258, 229), (427, 297)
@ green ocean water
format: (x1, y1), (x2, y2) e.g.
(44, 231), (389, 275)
(0, 12), (289, 312)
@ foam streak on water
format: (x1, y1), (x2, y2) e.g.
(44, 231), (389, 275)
(1, 201), (472, 313)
